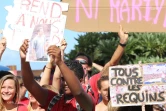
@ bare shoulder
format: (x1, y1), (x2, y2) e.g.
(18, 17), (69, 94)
(95, 102), (103, 111)
(95, 102), (108, 111)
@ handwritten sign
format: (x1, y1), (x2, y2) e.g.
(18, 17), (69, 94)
(3, 0), (68, 51)
(62, 0), (166, 32)
(109, 63), (166, 107)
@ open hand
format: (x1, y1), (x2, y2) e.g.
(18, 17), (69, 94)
(60, 39), (67, 51)
(118, 25), (128, 44)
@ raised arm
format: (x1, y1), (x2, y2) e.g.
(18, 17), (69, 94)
(0, 37), (6, 61)
(60, 39), (67, 61)
(20, 39), (48, 106)
(52, 38), (67, 91)
(47, 45), (94, 111)
(40, 38), (67, 87)
(92, 62), (103, 71)
(101, 25), (128, 75)
(40, 60), (53, 86)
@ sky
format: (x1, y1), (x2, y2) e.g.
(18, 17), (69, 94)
(0, 0), (81, 70)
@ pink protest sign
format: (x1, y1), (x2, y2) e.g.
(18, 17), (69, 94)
(62, 0), (166, 32)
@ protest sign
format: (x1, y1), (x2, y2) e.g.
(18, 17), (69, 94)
(62, 0), (166, 32)
(3, 0), (68, 51)
(26, 24), (51, 62)
(109, 63), (166, 107)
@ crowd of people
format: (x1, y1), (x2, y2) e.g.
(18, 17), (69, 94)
(0, 25), (165, 111)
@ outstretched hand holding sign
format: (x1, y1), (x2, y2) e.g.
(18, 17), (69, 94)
(19, 39), (29, 60)
(60, 38), (67, 61)
(47, 45), (62, 65)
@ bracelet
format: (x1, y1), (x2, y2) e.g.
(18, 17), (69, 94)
(119, 42), (126, 47)
(45, 66), (52, 69)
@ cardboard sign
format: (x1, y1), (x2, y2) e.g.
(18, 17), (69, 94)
(3, 0), (68, 51)
(62, 0), (166, 32)
(109, 63), (166, 107)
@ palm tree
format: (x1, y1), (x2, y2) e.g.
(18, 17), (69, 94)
(94, 37), (118, 65)
(66, 32), (166, 65)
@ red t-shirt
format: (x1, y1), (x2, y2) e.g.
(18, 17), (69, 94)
(42, 89), (95, 111)
(89, 73), (101, 104)
(19, 97), (29, 106)
(18, 104), (28, 111)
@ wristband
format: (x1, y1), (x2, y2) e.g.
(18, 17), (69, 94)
(45, 66), (52, 69)
(119, 42), (126, 47)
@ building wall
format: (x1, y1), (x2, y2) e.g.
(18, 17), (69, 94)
(17, 70), (43, 77)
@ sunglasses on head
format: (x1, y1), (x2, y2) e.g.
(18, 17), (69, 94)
(76, 60), (88, 64)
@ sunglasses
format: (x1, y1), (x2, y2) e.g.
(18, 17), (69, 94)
(76, 60), (88, 64)
(20, 83), (24, 87)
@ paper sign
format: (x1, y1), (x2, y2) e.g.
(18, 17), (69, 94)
(26, 24), (51, 62)
(3, 0), (68, 51)
(62, 0), (166, 32)
(109, 63), (166, 107)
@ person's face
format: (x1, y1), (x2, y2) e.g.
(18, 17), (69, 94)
(28, 92), (45, 111)
(28, 92), (37, 103)
(19, 83), (27, 100)
(38, 28), (44, 36)
(75, 56), (89, 75)
(1, 79), (16, 102)
(98, 80), (109, 101)
(61, 77), (72, 95)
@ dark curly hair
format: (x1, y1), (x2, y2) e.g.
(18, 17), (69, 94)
(65, 60), (84, 80)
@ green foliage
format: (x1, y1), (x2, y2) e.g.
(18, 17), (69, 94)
(133, 56), (166, 64)
(66, 32), (166, 68)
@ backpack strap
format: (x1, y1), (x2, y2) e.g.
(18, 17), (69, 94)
(76, 101), (83, 111)
(87, 83), (94, 96)
(75, 84), (94, 111)
(47, 94), (63, 111)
